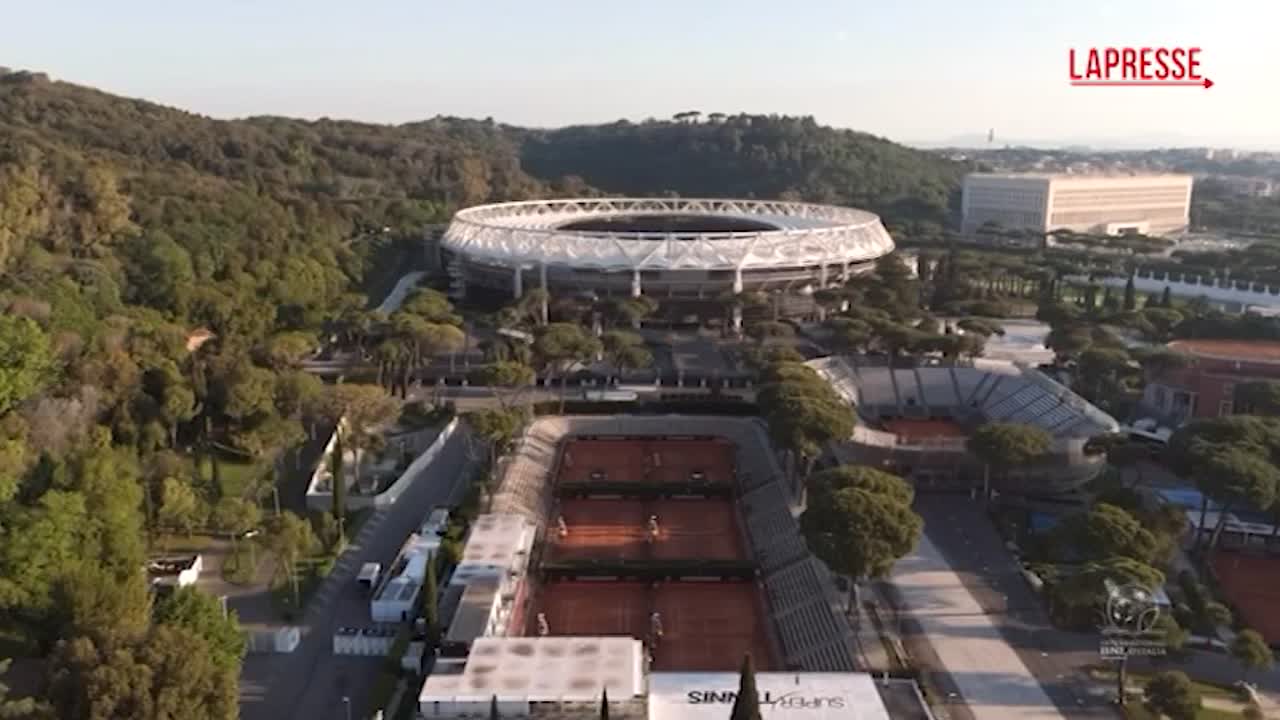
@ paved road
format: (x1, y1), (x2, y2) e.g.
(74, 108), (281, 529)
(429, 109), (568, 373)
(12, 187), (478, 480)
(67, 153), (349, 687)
(238, 425), (474, 720)
(890, 496), (1115, 719)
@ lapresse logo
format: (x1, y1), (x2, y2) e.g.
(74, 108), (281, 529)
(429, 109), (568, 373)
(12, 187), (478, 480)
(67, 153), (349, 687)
(686, 690), (846, 709)
(1068, 46), (1212, 88)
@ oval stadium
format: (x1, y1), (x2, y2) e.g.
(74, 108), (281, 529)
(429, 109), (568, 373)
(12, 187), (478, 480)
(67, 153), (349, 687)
(438, 198), (895, 320)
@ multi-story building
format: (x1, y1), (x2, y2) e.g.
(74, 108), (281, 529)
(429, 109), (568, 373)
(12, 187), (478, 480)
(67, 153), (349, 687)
(1140, 339), (1280, 425)
(961, 173), (1193, 236)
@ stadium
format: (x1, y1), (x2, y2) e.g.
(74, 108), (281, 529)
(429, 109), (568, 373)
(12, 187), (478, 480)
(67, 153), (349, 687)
(812, 357), (1121, 494)
(438, 198), (895, 323)
(418, 416), (928, 719)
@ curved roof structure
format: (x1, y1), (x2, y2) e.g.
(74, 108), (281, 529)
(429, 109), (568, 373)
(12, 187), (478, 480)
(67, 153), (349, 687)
(441, 198), (894, 271)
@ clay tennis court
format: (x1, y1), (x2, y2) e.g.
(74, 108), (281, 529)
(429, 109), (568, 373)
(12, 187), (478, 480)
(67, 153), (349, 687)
(1213, 551), (1280, 644)
(881, 418), (968, 439)
(558, 437), (736, 485)
(549, 497), (746, 562)
(531, 580), (775, 671)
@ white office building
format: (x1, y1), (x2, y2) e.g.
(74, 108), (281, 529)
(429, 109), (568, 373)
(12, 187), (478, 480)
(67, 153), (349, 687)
(961, 173), (1193, 236)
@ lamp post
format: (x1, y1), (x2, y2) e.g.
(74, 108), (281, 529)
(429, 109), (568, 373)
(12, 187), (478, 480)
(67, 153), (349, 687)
(342, 696), (351, 720)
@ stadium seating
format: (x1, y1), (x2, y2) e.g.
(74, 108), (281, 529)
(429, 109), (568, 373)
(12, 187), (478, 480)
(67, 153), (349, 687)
(811, 357), (1118, 440)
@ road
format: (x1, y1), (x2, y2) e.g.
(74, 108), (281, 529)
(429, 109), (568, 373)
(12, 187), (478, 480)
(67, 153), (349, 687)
(890, 495), (1114, 719)
(238, 424), (475, 720)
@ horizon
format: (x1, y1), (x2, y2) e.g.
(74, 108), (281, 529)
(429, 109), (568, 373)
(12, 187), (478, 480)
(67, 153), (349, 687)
(3, 0), (1278, 150)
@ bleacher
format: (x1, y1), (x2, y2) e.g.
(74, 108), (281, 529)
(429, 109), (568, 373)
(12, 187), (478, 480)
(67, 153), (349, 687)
(812, 356), (1118, 440)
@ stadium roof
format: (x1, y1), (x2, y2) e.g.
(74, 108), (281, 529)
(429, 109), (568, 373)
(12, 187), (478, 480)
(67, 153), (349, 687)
(442, 198), (894, 272)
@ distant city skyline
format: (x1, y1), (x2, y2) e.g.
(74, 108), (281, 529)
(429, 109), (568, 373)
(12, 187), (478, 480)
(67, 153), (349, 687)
(4, 0), (1278, 149)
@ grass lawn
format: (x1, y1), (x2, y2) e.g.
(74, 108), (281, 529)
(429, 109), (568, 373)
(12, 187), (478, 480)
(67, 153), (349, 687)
(217, 456), (265, 499)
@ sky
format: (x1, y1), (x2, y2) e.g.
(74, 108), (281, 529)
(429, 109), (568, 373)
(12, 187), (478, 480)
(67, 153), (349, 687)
(4, 0), (1279, 148)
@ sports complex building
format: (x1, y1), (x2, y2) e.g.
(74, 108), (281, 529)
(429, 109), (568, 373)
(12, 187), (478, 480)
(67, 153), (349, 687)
(811, 357), (1119, 494)
(417, 416), (929, 719)
(1138, 338), (1280, 425)
(438, 198), (896, 325)
(961, 173), (1193, 237)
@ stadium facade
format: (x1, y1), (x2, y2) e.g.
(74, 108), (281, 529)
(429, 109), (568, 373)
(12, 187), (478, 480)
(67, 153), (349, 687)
(813, 357), (1119, 494)
(438, 198), (895, 325)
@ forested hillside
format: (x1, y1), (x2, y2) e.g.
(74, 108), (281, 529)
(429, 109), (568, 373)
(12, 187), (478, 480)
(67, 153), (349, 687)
(519, 114), (966, 235)
(0, 70), (962, 719)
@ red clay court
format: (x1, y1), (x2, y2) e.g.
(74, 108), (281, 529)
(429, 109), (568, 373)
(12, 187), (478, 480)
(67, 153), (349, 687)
(558, 437), (736, 485)
(549, 497), (745, 562)
(1213, 551), (1280, 644)
(882, 418), (968, 440)
(531, 580), (774, 672)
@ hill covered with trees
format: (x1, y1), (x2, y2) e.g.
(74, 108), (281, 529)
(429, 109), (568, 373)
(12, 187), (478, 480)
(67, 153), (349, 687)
(519, 114), (965, 235)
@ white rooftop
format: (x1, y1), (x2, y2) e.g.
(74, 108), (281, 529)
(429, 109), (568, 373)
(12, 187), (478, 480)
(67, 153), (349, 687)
(457, 513), (532, 570)
(418, 636), (644, 703)
(648, 672), (891, 720)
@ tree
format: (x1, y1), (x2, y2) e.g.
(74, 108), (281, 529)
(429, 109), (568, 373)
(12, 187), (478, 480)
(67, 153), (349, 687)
(0, 315), (55, 415)
(1234, 381), (1280, 416)
(326, 383), (399, 490)
(468, 408), (524, 470)
(729, 653), (762, 720)
(1057, 503), (1158, 565)
(1231, 628), (1273, 682)
(467, 360), (535, 409)
(600, 331), (652, 383)
(800, 486), (922, 584)
(807, 465), (914, 506)
(599, 687), (609, 720)
(1143, 671), (1200, 720)
(1201, 447), (1279, 553)
(158, 476), (203, 537)
(267, 511), (319, 608)
(331, 430), (346, 528)
(966, 423), (1053, 497)
(52, 565), (152, 646)
(210, 497), (260, 538)
(261, 331), (316, 370)
(1123, 273), (1137, 311)
(533, 323), (601, 414)
(489, 695), (500, 720)
(48, 624), (238, 720)
(421, 553), (440, 644)
(153, 586), (246, 672)
(1161, 285), (1173, 308)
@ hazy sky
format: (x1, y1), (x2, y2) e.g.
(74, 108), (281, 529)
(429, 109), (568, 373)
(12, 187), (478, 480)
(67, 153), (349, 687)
(5, 0), (1279, 147)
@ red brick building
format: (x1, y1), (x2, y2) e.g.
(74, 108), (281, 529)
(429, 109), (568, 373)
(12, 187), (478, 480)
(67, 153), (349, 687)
(1142, 339), (1280, 424)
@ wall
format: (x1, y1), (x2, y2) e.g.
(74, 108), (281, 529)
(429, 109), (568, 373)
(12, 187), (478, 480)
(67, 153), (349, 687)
(1071, 272), (1280, 312)
(307, 417), (460, 512)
